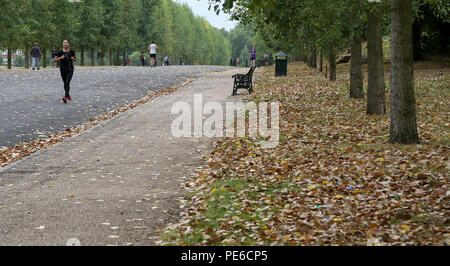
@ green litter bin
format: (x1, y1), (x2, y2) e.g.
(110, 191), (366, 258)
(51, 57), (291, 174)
(275, 51), (288, 76)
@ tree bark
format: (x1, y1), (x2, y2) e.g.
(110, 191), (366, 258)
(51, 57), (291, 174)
(81, 46), (85, 66)
(389, 0), (419, 144)
(91, 48), (95, 66)
(350, 34), (364, 98)
(7, 48), (12, 69)
(307, 51), (312, 67)
(100, 48), (105, 66)
(42, 47), (47, 68)
(109, 49), (113, 66)
(329, 44), (336, 81)
(25, 45), (30, 69)
(311, 49), (317, 68)
(366, 8), (386, 115)
(319, 49), (323, 72)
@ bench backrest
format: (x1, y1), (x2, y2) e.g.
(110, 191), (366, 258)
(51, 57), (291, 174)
(248, 66), (256, 82)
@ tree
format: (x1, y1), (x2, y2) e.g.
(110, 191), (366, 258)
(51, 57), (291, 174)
(389, 0), (419, 144)
(349, 0), (364, 99)
(28, 0), (54, 68)
(75, 0), (104, 66)
(117, 0), (142, 64)
(99, 0), (122, 66)
(366, 3), (386, 115)
(1, 0), (232, 68)
(0, 0), (22, 69)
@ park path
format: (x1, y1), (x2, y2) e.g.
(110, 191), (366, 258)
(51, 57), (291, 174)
(0, 66), (229, 147)
(0, 68), (243, 246)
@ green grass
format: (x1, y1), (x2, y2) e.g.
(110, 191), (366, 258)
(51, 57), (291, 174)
(161, 177), (304, 245)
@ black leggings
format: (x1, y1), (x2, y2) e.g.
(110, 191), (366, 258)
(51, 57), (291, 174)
(60, 68), (74, 98)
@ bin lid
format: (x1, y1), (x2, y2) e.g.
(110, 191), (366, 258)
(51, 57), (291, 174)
(275, 51), (287, 57)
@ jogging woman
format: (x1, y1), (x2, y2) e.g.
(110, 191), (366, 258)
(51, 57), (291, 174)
(54, 40), (76, 104)
(250, 47), (256, 67)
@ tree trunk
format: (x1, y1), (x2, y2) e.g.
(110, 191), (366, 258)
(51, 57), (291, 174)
(7, 48), (12, 69)
(329, 44), (336, 81)
(311, 49), (317, 68)
(319, 49), (323, 72)
(123, 51), (126, 66)
(100, 48), (105, 66)
(42, 47), (47, 68)
(25, 45), (30, 69)
(116, 50), (120, 66)
(81, 46), (85, 66)
(389, 0), (419, 144)
(109, 49), (113, 66)
(350, 34), (364, 98)
(91, 48), (95, 66)
(366, 8), (386, 115)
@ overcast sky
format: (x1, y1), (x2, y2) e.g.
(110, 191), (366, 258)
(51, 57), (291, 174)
(174, 0), (238, 31)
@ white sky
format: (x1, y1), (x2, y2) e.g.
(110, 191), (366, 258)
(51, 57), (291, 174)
(173, 0), (238, 31)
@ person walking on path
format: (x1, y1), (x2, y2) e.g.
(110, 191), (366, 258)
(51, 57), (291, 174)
(140, 52), (146, 67)
(236, 57), (240, 67)
(250, 47), (256, 67)
(31, 43), (42, 70)
(148, 41), (158, 67)
(54, 40), (76, 104)
(264, 54), (270, 66)
(164, 56), (169, 66)
(127, 55), (130, 66)
(51, 46), (58, 68)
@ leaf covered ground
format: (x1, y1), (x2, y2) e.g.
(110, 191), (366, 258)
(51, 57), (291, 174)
(160, 61), (449, 246)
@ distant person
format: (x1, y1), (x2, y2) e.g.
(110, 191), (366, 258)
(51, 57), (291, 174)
(127, 55), (130, 66)
(140, 52), (146, 67)
(148, 41), (158, 67)
(250, 47), (256, 67)
(31, 43), (42, 70)
(264, 54), (269, 66)
(51, 46), (58, 68)
(236, 57), (240, 67)
(164, 56), (169, 66)
(54, 39), (76, 104)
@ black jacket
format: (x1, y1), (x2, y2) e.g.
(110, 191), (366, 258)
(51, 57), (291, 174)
(31, 46), (42, 58)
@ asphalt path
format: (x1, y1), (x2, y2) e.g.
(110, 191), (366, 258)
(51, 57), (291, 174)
(0, 66), (229, 147)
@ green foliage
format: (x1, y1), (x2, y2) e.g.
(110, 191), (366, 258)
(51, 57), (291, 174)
(212, 0), (448, 59)
(0, 0), (232, 66)
(229, 23), (272, 62)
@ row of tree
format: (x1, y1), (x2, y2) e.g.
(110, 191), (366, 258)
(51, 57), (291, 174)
(0, 0), (232, 68)
(211, 0), (448, 144)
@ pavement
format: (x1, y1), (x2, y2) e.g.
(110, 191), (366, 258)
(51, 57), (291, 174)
(0, 66), (229, 147)
(0, 67), (245, 246)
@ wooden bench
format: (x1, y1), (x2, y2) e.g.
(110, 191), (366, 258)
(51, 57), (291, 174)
(232, 66), (256, 96)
